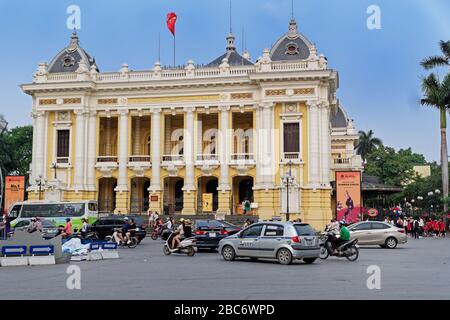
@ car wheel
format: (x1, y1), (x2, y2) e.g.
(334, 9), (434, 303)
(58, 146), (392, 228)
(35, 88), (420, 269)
(277, 248), (293, 265)
(385, 237), (398, 249)
(303, 258), (317, 264)
(222, 245), (236, 261)
(163, 245), (171, 255)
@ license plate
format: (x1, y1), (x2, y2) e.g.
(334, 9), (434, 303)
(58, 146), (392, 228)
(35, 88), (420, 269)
(209, 232), (216, 237)
(304, 239), (313, 246)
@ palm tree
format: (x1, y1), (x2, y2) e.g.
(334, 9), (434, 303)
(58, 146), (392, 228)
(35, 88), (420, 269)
(421, 40), (450, 69)
(355, 130), (383, 162)
(421, 73), (450, 212)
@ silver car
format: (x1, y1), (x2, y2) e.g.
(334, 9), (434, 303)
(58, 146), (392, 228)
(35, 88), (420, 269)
(218, 221), (320, 265)
(348, 221), (407, 249)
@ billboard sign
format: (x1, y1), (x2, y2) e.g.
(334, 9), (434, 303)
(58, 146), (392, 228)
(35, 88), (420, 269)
(4, 176), (25, 214)
(336, 171), (362, 223)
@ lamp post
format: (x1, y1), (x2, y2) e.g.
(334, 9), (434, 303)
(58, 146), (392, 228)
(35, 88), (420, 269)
(282, 160), (294, 222)
(0, 115), (8, 214)
(35, 175), (47, 201)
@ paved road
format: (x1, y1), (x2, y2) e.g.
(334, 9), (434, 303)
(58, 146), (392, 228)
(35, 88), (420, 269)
(1, 237), (449, 300)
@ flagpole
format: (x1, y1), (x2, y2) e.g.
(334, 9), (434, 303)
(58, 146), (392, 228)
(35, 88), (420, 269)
(173, 34), (176, 67)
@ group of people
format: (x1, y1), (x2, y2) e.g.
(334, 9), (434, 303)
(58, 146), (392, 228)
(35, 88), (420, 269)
(112, 217), (137, 245)
(384, 216), (447, 238)
(147, 209), (192, 249)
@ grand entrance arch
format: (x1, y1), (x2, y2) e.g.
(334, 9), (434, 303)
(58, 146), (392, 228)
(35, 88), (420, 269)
(197, 177), (219, 213)
(232, 176), (254, 214)
(130, 177), (150, 214)
(98, 177), (117, 213)
(163, 177), (184, 215)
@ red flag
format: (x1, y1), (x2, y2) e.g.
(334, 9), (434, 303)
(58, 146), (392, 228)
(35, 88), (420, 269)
(166, 12), (177, 36)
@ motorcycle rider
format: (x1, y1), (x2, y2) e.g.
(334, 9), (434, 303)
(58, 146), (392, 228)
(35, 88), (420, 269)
(172, 218), (187, 249)
(330, 220), (351, 253)
(80, 217), (90, 238)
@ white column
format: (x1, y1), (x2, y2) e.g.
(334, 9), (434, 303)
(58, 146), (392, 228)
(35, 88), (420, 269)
(320, 103), (331, 186)
(150, 108), (162, 191)
(261, 103), (275, 187)
(218, 106), (231, 190)
(308, 101), (320, 186)
(117, 110), (129, 191)
(255, 105), (262, 187)
(33, 111), (46, 182)
(73, 110), (86, 190)
(86, 111), (97, 191)
(183, 106), (195, 191)
(30, 111), (38, 184)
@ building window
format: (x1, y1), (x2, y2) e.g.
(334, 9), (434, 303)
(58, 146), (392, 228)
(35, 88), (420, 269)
(283, 123), (300, 154)
(56, 129), (70, 163)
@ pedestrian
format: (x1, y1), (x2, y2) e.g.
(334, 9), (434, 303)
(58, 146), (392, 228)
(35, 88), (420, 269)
(433, 219), (439, 238)
(403, 218), (408, 235)
(242, 199), (251, 215)
(439, 219), (446, 238)
(407, 218), (412, 237)
(413, 219), (420, 239)
(419, 217), (424, 237)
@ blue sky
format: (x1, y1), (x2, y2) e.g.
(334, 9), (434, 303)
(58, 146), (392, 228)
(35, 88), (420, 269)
(0, 0), (449, 161)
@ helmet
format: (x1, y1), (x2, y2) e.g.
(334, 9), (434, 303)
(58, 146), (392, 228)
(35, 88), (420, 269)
(179, 218), (185, 223)
(339, 220), (346, 226)
(124, 217), (129, 221)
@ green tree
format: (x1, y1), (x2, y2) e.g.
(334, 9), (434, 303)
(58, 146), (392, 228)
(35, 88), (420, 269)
(421, 40), (450, 69)
(421, 73), (450, 211)
(0, 124), (33, 176)
(365, 146), (426, 186)
(355, 130), (383, 162)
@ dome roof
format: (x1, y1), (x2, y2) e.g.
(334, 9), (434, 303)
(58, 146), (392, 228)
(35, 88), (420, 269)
(48, 31), (98, 73)
(206, 33), (253, 67)
(330, 104), (349, 128)
(270, 18), (312, 61)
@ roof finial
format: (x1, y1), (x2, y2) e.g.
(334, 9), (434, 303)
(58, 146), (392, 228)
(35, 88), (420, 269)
(291, 0), (295, 20)
(68, 28), (79, 50)
(229, 0), (233, 34)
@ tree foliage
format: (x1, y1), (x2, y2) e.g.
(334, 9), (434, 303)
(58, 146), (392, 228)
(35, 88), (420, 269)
(365, 146), (427, 187)
(0, 125), (33, 177)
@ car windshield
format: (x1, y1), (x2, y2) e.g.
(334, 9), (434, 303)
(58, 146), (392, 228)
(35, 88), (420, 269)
(41, 220), (56, 228)
(294, 224), (316, 236)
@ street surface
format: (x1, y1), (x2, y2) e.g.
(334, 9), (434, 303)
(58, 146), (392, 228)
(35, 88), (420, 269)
(1, 237), (449, 300)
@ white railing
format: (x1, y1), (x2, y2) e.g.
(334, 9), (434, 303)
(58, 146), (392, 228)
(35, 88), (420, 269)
(196, 154), (219, 161)
(39, 60), (319, 84)
(97, 156), (118, 163)
(162, 154), (184, 162)
(231, 153), (254, 161)
(283, 152), (301, 160)
(129, 155), (151, 163)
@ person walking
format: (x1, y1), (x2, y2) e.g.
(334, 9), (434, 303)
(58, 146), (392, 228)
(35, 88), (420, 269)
(413, 219), (420, 239)
(439, 219), (446, 238)
(419, 217), (424, 237)
(403, 218), (408, 236)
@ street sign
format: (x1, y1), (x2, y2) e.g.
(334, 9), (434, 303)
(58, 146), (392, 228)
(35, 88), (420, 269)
(102, 243), (118, 250)
(30, 245), (54, 255)
(2, 246), (27, 256)
(90, 243), (101, 251)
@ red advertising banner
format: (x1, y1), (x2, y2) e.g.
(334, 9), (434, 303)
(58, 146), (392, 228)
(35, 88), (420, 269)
(336, 171), (361, 223)
(4, 176), (25, 214)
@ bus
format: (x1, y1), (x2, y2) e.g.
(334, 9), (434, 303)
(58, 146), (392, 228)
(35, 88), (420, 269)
(7, 200), (99, 229)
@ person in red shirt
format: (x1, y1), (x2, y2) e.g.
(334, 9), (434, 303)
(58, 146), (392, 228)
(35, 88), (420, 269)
(439, 219), (446, 238)
(432, 220), (439, 238)
(407, 219), (412, 237)
(61, 218), (73, 238)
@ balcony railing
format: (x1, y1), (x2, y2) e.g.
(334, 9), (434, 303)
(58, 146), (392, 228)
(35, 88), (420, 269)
(162, 154), (184, 162)
(231, 153), (254, 161)
(56, 157), (70, 164)
(196, 154), (219, 161)
(129, 155), (151, 163)
(334, 158), (350, 165)
(283, 152), (301, 160)
(97, 156), (118, 163)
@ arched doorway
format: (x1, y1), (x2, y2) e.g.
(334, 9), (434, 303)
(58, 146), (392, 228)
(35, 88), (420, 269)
(232, 176), (254, 214)
(98, 178), (117, 213)
(130, 177), (150, 214)
(197, 177), (219, 213)
(163, 177), (184, 215)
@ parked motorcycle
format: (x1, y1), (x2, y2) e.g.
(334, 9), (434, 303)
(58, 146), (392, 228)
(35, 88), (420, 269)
(319, 231), (359, 261)
(163, 232), (198, 256)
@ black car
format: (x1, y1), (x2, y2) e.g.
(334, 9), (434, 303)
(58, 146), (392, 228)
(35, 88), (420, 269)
(192, 220), (240, 250)
(91, 216), (147, 242)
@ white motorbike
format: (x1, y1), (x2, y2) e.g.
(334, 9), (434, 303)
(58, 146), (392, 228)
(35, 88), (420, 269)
(163, 231), (198, 256)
